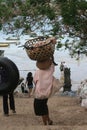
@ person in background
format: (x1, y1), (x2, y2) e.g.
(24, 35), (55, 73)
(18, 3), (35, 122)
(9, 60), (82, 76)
(3, 92), (16, 116)
(59, 62), (65, 84)
(77, 79), (87, 110)
(33, 63), (55, 125)
(0, 66), (16, 117)
(25, 72), (33, 97)
(60, 62), (65, 72)
(21, 82), (25, 93)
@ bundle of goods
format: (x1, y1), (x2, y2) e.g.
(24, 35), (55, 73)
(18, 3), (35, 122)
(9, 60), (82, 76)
(24, 36), (56, 62)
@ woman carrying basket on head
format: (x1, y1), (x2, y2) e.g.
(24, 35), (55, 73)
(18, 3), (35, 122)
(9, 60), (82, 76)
(33, 38), (58, 125)
(25, 37), (61, 125)
(33, 61), (55, 125)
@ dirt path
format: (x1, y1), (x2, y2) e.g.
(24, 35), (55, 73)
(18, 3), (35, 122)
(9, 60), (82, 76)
(0, 94), (87, 130)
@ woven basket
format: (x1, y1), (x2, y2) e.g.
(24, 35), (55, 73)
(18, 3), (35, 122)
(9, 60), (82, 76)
(24, 36), (55, 61)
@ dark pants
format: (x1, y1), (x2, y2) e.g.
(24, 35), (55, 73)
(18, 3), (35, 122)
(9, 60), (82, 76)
(3, 93), (15, 114)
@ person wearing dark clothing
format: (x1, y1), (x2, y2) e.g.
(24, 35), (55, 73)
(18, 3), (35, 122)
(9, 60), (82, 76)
(60, 62), (64, 72)
(3, 93), (16, 116)
(25, 72), (33, 97)
(0, 66), (16, 116)
(21, 83), (25, 93)
(21, 82), (28, 93)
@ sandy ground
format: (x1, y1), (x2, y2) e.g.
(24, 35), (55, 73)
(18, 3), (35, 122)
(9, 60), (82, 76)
(0, 93), (87, 130)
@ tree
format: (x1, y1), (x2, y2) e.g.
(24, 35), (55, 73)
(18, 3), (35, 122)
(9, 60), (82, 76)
(55, 0), (87, 55)
(0, 0), (87, 56)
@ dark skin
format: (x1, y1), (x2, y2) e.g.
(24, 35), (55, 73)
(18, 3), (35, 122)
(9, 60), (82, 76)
(42, 114), (53, 125)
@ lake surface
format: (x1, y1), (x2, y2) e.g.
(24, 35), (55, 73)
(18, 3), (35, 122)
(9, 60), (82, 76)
(0, 34), (87, 91)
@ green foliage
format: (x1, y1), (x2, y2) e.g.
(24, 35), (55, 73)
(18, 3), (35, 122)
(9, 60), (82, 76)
(78, 0), (87, 10)
(51, 22), (60, 35)
(15, 0), (22, 5)
(56, 42), (62, 49)
(29, 0), (49, 6)
(6, 0), (14, 7)
(20, 4), (29, 16)
(0, 0), (87, 56)
(14, 19), (21, 28)
(61, 1), (78, 25)
(55, 0), (67, 3)
(45, 7), (56, 20)
(0, 23), (2, 30)
(24, 24), (31, 31)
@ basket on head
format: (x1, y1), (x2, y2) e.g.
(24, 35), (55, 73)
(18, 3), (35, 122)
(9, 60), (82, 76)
(24, 36), (56, 61)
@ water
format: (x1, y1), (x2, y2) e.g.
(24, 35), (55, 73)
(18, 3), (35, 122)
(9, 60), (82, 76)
(0, 34), (87, 91)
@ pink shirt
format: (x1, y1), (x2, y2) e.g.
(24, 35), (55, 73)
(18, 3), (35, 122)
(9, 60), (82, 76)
(33, 64), (54, 99)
